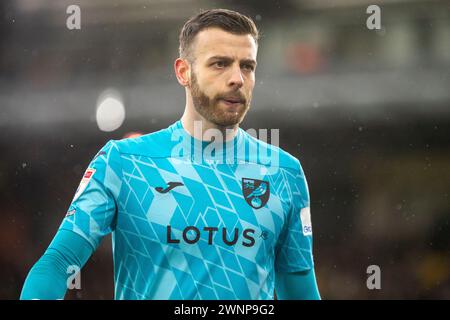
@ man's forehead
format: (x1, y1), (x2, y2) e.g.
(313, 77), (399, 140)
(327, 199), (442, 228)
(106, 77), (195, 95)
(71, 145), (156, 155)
(193, 28), (257, 60)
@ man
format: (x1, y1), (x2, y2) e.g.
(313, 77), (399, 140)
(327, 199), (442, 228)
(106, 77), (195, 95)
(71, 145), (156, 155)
(21, 9), (320, 300)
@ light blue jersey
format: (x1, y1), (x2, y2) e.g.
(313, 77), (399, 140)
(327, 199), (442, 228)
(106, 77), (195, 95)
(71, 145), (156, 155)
(59, 120), (314, 299)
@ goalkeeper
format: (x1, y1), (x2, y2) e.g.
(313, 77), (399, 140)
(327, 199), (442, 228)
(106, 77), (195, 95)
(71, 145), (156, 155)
(21, 9), (320, 300)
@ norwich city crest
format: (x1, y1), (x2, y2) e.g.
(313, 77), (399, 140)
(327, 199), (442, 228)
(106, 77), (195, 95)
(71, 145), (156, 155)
(242, 178), (270, 209)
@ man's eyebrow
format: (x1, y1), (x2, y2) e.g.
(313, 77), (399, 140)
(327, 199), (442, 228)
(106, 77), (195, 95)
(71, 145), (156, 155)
(207, 55), (257, 66)
(241, 58), (257, 66)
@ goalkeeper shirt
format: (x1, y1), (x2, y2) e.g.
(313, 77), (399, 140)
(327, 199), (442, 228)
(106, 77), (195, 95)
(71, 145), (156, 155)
(57, 120), (314, 299)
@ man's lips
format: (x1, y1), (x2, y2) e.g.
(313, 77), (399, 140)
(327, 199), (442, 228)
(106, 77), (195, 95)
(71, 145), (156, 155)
(221, 100), (243, 109)
(221, 97), (244, 104)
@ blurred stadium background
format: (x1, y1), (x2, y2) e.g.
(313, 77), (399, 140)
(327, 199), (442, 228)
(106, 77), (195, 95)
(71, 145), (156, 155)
(1, 0), (449, 299)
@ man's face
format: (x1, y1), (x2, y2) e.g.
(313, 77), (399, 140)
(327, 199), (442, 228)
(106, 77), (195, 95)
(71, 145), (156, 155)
(188, 28), (257, 127)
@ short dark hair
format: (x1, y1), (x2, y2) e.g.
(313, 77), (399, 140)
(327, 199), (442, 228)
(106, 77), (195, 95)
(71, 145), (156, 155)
(179, 9), (259, 62)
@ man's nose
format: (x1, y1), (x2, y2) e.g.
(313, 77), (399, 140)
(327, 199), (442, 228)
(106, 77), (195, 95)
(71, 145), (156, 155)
(227, 65), (244, 88)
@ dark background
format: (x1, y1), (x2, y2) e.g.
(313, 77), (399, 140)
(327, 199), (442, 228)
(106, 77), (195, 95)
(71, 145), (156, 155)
(1, 0), (449, 299)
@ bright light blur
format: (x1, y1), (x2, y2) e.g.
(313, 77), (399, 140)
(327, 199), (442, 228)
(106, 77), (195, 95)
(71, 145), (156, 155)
(95, 89), (125, 132)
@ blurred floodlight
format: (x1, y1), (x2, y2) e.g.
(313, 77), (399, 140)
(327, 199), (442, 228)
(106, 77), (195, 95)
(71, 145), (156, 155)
(123, 132), (143, 139)
(96, 89), (125, 132)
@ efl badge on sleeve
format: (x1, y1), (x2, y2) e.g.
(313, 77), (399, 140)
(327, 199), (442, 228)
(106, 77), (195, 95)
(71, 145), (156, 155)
(242, 178), (270, 209)
(72, 168), (96, 203)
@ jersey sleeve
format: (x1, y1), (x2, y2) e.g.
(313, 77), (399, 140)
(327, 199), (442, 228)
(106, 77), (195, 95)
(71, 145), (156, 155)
(275, 161), (314, 273)
(58, 140), (123, 250)
(20, 229), (94, 300)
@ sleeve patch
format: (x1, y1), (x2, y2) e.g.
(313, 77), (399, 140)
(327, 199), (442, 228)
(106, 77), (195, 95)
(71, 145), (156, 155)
(300, 207), (312, 236)
(72, 168), (96, 203)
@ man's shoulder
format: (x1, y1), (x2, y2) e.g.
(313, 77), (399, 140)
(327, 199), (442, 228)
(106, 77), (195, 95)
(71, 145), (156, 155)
(110, 123), (178, 158)
(240, 129), (302, 172)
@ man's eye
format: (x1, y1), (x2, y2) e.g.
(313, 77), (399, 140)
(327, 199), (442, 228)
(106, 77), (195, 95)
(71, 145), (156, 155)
(242, 64), (255, 71)
(213, 61), (226, 68)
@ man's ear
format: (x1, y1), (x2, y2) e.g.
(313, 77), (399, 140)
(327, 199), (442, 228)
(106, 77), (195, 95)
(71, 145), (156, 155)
(174, 58), (191, 87)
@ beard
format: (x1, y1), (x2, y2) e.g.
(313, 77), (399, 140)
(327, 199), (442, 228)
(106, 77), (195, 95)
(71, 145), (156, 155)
(189, 71), (252, 127)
